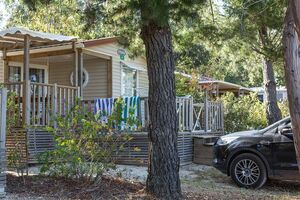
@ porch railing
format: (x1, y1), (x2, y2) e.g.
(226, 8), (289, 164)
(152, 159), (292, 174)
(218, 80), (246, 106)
(82, 96), (223, 132)
(5, 82), (23, 127)
(176, 97), (193, 131)
(4, 81), (224, 132)
(81, 97), (150, 130)
(4, 81), (79, 127)
(192, 101), (224, 133)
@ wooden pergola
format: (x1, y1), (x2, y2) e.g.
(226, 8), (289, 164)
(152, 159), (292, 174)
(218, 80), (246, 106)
(198, 80), (253, 97)
(0, 27), (81, 125)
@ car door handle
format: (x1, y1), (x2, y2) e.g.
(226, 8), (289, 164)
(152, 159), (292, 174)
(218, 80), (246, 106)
(259, 141), (271, 146)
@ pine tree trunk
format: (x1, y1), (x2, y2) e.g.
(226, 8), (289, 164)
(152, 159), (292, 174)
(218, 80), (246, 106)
(141, 23), (181, 199)
(262, 59), (282, 125)
(283, 1), (300, 171)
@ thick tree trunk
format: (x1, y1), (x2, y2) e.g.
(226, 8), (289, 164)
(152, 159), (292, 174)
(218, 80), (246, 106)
(283, 1), (300, 171)
(141, 23), (181, 199)
(262, 59), (282, 125)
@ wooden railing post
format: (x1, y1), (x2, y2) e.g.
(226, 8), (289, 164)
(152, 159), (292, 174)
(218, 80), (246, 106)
(23, 80), (31, 126)
(189, 97), (193, 132)
(204, 90), (209, 132)
(77, 87), (81, 99)
(52, 84), (58, 128)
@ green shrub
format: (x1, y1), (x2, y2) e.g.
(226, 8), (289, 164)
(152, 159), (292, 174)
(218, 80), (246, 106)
(220, 92), (289, 133)
(175, 74), (205, 102)
(39, 98), (137, 184)
(6, 92), (28, 177)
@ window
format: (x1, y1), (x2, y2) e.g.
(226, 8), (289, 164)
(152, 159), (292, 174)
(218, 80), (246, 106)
(122, 65), (137, 96)
(8, 66), (46, 83)
(9, 66), (21, 82)
(29, 68), (45, 83)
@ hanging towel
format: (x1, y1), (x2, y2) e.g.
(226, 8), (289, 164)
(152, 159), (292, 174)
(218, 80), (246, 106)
(94, 97), (114, 123)
(94, 96), (141, 129)
(121, 96), (140, 129)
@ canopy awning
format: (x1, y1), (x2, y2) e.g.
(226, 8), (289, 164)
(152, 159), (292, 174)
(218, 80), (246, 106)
(198, 80), (253, 92)
(0, 27), (77, 50)
(121, 61), (147, 72)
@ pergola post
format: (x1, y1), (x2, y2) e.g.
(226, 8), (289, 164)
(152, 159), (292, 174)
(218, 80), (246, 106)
(77, 49), (83, 98)
(2, 49), (8, 82)
(22, 35), (30, 126)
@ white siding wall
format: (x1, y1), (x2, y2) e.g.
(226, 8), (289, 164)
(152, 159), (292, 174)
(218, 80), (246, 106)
(86, 43), (148, 97)
(137, 71), (149, 97)
(49, 58), (108, 100)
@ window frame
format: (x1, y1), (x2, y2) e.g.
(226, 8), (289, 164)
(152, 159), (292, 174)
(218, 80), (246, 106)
(7, 61), (48, 83)
(121, 63), (139, 96)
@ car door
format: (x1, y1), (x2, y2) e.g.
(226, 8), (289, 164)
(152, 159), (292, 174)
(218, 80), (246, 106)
(271, 125), (299, 178)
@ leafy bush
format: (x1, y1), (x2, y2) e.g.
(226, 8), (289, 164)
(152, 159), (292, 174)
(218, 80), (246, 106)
(6, 92), (28, 177)
(175, 74), (205, 102)
(39, 98), (137, 183)
(220, 92), (289, 133)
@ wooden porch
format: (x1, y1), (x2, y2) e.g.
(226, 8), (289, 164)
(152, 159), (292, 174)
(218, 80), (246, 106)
(5, 81), (79, 127)
(4, 87), (224, 165)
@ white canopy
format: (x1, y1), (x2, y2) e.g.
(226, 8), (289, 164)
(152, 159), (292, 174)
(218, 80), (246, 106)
(121, 61), (147, 72)
(198, 80), (253, 92)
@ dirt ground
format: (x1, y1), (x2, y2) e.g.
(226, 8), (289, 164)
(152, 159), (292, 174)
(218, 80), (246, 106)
(4, 164), (300, 199)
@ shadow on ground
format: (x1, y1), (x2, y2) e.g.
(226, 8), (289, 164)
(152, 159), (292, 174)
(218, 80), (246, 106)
(182, 167), (300, 200)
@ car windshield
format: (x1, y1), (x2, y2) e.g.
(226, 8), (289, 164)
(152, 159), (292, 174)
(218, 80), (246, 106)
(259, 117), (290, 134)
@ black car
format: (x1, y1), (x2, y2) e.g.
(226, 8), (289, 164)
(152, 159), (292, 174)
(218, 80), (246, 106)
(213, 117), (299, 188)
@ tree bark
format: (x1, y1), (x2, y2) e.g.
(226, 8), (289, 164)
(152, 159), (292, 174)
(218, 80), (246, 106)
(262, 59), (282, 124)
(283, 0), (300, 171)
(141, 23), (181, 199)
(259, 26), (282, 125)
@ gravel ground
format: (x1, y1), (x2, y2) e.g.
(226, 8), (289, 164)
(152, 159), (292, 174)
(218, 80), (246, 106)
(106, 164), (210, 182)
(4, 164), (300, 199)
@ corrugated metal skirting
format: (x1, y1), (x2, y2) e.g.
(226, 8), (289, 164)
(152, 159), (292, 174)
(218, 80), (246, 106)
(8, 129), (194, 166)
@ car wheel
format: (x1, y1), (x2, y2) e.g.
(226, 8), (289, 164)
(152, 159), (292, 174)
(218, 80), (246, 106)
(230, 153), (267, 189)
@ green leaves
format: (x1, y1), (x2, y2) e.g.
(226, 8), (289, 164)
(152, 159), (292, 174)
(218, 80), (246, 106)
(39, 99), (139, 183)
(220, 92), (289, 133)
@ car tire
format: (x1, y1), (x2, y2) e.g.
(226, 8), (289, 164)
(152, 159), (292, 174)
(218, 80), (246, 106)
(230, 153), (267, 189)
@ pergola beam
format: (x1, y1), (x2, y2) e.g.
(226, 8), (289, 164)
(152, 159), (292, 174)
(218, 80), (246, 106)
(6, 49), (74, 61)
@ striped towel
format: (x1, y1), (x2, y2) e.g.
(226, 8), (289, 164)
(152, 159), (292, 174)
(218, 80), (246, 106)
(94, 96), (141, 129)
(122, 96), (140, 129)
(94, 98), (114, 123)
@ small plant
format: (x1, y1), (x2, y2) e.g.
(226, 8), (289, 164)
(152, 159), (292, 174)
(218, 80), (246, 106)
(6, 92), (28, 180)
(39, 98), (138, 184)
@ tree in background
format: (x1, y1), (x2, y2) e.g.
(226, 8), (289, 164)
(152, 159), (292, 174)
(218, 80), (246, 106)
(283, 0), (300, 170)
(223, 0), (287, 125)
(4, 0), (115, 39)
(172, 1), (266, 87)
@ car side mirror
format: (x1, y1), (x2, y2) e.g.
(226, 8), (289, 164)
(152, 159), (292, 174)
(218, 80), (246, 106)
(279, 127), (292, 135)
